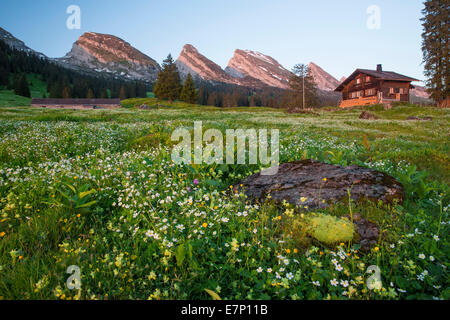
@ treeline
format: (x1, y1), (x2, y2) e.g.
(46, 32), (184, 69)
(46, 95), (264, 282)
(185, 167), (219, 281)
(153, 54), (322, 108)
(196, 82), (285, 108)
(0, 39), (151, 99)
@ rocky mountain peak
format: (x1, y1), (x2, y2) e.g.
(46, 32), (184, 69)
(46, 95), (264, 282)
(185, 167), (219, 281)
(308, 62), (340, 91)
(225, 49), (292, 89)
(57, 32), (160, 81)
(176, 44), (266, 88)
(177, 44), (230, 82)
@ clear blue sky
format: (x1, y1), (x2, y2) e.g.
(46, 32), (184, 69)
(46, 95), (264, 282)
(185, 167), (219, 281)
(0, 0), (426, 82)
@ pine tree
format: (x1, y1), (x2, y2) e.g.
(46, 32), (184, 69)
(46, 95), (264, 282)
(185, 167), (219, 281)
(0, 66), (9, 87)
(421, 0), (449, 103)
(119, 85), (127, 100)
(153, 54), (182, 102)
(180, 74), (198, 104)
(286, 64), (318, 109)
(62, 86), (71, 99)
(49, 79), (63, 98)
(87, 88), (95, 99)
(99, 89), (107, 99)
(14, 73), (30, 97)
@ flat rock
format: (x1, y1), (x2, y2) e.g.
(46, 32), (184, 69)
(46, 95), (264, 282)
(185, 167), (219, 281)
(406, 116), (433, 121)
(238, 160), (404, 209)
(359, 111), (378, 120)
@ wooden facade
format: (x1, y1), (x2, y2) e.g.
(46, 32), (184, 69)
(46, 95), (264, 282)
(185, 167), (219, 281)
(30, 99), (122, 110)
(335, 65), (418, 108)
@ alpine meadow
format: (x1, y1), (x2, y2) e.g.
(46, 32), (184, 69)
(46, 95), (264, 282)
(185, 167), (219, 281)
(0, 0), (448, 304)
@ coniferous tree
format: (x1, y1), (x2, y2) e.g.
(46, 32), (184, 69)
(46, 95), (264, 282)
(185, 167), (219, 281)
(49, 79), (63, 98)
(153, 54), (182, 102)
(0, 66), (9, 87)
(62, 86), (71, 99)
(285, 64), (318, 109)
(119, 85), (127, 100)
(127, 83), (136, 98)
(99, 89), (107, 99)
(87, 88), (95, 99)
(180, 74), (198, 104)
(421, 0), (449, 103)
(14, 73), (30, 97)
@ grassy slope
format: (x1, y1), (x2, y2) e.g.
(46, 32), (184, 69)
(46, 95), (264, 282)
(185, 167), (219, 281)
(0, 73), (47, 107)
(2, 96), (446, 183)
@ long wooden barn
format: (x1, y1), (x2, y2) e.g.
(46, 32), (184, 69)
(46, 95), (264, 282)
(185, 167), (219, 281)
(30, 99), (122, 109)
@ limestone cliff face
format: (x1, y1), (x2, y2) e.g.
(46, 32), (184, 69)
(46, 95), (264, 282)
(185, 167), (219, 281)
(225, 49), (292, 89)
(58, 32), (160, 81)
(308, 62), (340, 91)
(176, 44), (232, 83)
(176, 44), (265, 88)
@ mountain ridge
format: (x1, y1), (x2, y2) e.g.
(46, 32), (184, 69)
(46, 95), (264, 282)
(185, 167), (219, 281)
(225, 49), (292, 89)
(0, 27), (46, 58)
(0, 26), (430, 102)
(176, 44), (267, 89)
(56, 32), (160, 82)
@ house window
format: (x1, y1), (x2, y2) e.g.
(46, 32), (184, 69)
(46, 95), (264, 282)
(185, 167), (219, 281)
(366, 89), (375, 96)
(356, 78), (361, 84)
(399, 88), (406, 94)
(366, 76), (371, 82)
(389, 88), (395, 94)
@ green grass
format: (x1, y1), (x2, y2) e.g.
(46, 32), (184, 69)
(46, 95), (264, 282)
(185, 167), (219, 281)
(26, 73), (47, 98)
(0, 90), (31, 107)
(0, 97), (448, 300)
(0, 73), (47, 107)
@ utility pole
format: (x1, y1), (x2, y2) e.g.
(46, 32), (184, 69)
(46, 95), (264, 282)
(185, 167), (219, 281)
(302, 68), (305, 109)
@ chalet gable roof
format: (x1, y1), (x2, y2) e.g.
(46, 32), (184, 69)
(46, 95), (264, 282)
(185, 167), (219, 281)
(335, 69), (419, 92)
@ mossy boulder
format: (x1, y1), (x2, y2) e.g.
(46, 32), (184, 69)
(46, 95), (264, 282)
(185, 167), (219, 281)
(286, 213), (355, 247)
(305, 214), (354, 245)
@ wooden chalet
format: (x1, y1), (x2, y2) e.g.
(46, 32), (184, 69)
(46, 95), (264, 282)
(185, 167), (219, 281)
(30, 99), (122, 109)
(335, 65), (418, 108)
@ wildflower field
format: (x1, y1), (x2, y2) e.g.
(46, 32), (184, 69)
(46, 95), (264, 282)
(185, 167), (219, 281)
(0, 100), (448, 300)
